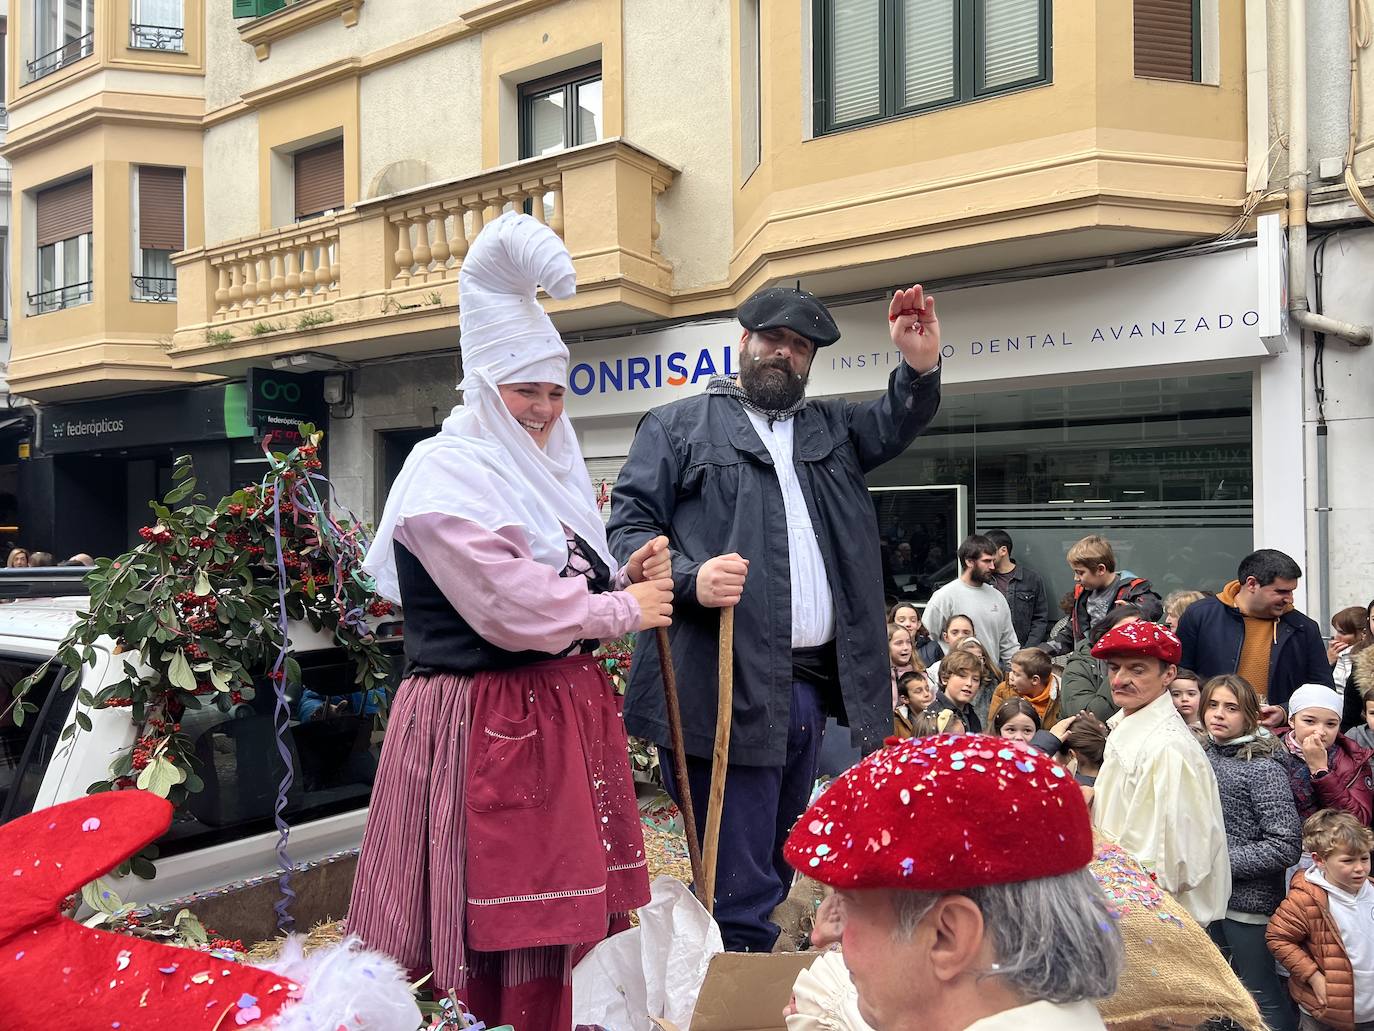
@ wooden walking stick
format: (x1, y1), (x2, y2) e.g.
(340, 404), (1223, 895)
(700, 606), (735, 915)
(656, 626), (705, 896)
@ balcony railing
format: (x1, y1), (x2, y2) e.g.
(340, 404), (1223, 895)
(171, 139), (679, 364)
(26, 32), (95, 82)
(130, 23), (186, 51)
(28, 282), (93, 315)
(132, 275), (177, 302)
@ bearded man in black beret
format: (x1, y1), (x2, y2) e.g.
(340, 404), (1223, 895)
(608, 284), (943, 951)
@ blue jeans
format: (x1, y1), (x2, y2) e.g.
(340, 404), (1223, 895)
(1209, 919), (1298, 1031)
(659, 679), (826, 952)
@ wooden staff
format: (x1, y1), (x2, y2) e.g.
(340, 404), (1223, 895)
(700, 606), (735, 914)
(656, 626), (704, 895)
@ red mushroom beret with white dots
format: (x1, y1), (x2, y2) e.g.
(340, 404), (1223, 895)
(783, 734), (1093, 891)
(1090, 620), (1183, 664)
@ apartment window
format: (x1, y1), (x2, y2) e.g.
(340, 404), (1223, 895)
(519, 63), (603, 159)
(294, 140), (345, 222)
(29, 0), (94, 82)
(130, 0), (184, 51)
(31, 176), (93, 314)
(134, 166), (184, 302)
(813, 0), (1051, 135)
(1133, 0), (1200, 81)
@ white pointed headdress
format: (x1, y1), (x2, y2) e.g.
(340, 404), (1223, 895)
(363, 213), (615, 604)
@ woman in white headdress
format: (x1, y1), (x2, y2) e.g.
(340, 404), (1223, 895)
(347, 213), (674, 1030)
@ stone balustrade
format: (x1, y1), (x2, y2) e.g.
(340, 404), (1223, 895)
(209, 219), (342, 321)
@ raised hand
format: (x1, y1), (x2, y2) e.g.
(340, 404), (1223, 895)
(627, 534), (672, 583)
(888, 284), (941, 374)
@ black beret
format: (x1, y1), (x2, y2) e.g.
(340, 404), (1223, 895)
(737, 286), (841, 347)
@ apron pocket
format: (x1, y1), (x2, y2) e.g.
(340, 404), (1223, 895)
(468, 710), (547, 811)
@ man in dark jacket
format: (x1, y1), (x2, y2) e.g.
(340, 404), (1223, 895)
(984, 528), (1050, 646)
(1177, 548), (1332, 726)
(608, 283), (943, 951)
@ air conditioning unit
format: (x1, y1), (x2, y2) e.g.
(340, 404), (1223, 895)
(232, 0), (286, 18)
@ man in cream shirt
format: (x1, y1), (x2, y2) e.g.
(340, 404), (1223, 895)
(1090, 619), (1231, 925)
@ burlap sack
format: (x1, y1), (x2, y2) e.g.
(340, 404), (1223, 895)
(1094, 837), (1265, 1030)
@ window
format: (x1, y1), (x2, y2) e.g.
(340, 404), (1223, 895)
(29, 0), (94, 82)
(518, 63), (603, 159)
(1133, 0), (1199, 82)
(293, 139), (345, 222)
(813, 0), (1051, 135)
(130, 0), (184, 51)
(32, 176), (93, 314)
(740, 0), (762, 180)
(0, 656), (73, 823)
(134, 166), (184, 302)
(159, 643), (403, 855)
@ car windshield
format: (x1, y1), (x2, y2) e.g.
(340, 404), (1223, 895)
(0, 655), (71, 822)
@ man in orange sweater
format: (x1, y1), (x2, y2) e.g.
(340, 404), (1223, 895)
(1178, 549), (1332, 727)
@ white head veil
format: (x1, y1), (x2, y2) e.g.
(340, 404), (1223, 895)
(362, 212), (615, 604)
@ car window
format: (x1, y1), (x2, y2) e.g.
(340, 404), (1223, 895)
(160, 642), (404, 855)
(0, 655), (74, 823)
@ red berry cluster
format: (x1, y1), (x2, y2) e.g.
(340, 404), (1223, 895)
(226, 503), (245, 516)
(188, 536), (213, 549)
(183, 643), (207, 661)
(266, 670), (286, 683)
(105, 695), (134, 708)
(367, 600), (394, 617)
(209, 936), (245, 953)
(230, 690), (245, 705)
(137, 526), (173, 544)
(174, 590), (219, 633)
(131, 742), (153, 771)
(123, 913), (143, 928)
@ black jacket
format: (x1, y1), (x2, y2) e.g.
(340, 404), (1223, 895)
(1177, 590), (1332, 714)
(607, 363), (941, 766)
(996, 563), (1050, 647)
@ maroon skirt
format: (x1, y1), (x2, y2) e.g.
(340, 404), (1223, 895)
(347, 654), (649, 990)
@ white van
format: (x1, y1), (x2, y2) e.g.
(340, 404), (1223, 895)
(0, 568), (402, 909)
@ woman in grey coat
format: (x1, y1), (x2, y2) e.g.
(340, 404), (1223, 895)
(1199, 673), (1302, 1031)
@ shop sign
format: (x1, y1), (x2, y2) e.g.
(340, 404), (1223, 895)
(246, 369), (326, 448)
(565, 245), (1269, 419)
(36, 386), (255, 456)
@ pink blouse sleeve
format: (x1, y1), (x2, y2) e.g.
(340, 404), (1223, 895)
(394, 512), (640, 654)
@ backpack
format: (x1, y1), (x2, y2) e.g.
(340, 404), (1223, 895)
(1071, 577), (1147, 640)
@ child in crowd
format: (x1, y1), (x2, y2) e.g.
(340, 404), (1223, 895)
(1164, 589), (1207, 632)
(1267, 810), (1374, 1031)
(889, 601), (943, 667)
(1275, 684), (1374, 825)
(1201, 674), (1303, 1031)
(1042, 534), (1163, 656)
(987, 647), (1062, 729)
(910, 707), (964, 738)
(922, 613), (976, 689)
(992, 697), (1040, 744)
(1348, 685), (1374, 751)
(1062, 712), (1109, 787)
(1170, 667), (1203, 728)
(888, 623), (919, 706)
(1330, 605), (1374, 691)
(892, 671), (934, 740)
(957, 637), (1003, 722)
(929, 648), (984, 734)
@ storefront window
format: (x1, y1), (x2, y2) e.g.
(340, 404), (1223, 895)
(869, 372), (1253, 606)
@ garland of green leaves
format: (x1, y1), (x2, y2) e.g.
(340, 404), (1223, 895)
(8, 428), (393, 872)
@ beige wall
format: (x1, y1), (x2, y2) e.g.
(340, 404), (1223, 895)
(204, 114), (261, 244)
(358, 37), (484, 196)
(623, 0), (732, 292)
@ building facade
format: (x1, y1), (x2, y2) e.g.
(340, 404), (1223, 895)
(1, 0), (1368, 618)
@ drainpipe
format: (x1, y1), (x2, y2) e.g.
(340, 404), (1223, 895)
(1287, 0), (1373, 346)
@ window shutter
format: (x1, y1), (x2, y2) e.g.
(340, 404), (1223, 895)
(829, 0), (882, 125)
(583, 457), (627, 524)
(978, 0), (1042, 92)
(233, 0), (284, 18)
(36, 176), (93, 247)
(899, 0), (956, 109)
(294, 140), (345, 221)
(138, 166), (185, 251)
(1133, 0), (1196, 81)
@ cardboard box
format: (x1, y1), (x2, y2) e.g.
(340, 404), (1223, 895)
(651, 952), (818, 1031)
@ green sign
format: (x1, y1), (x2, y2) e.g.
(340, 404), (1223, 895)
(246, 368), (326, 445)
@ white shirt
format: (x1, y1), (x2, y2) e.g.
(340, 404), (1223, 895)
(1095, 691), (1231, 925)
(745, 410), (836, 648)
(921, 578), (1022, 668)
(1307, 866), (1374, 1022)
(966, 1000), (1107, 1031)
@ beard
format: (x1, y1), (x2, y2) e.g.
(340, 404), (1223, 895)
(968, 565), (995, 586)
(739, 353), (809, 410)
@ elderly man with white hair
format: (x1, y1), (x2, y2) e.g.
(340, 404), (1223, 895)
(783, 734), (1124, 1031)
